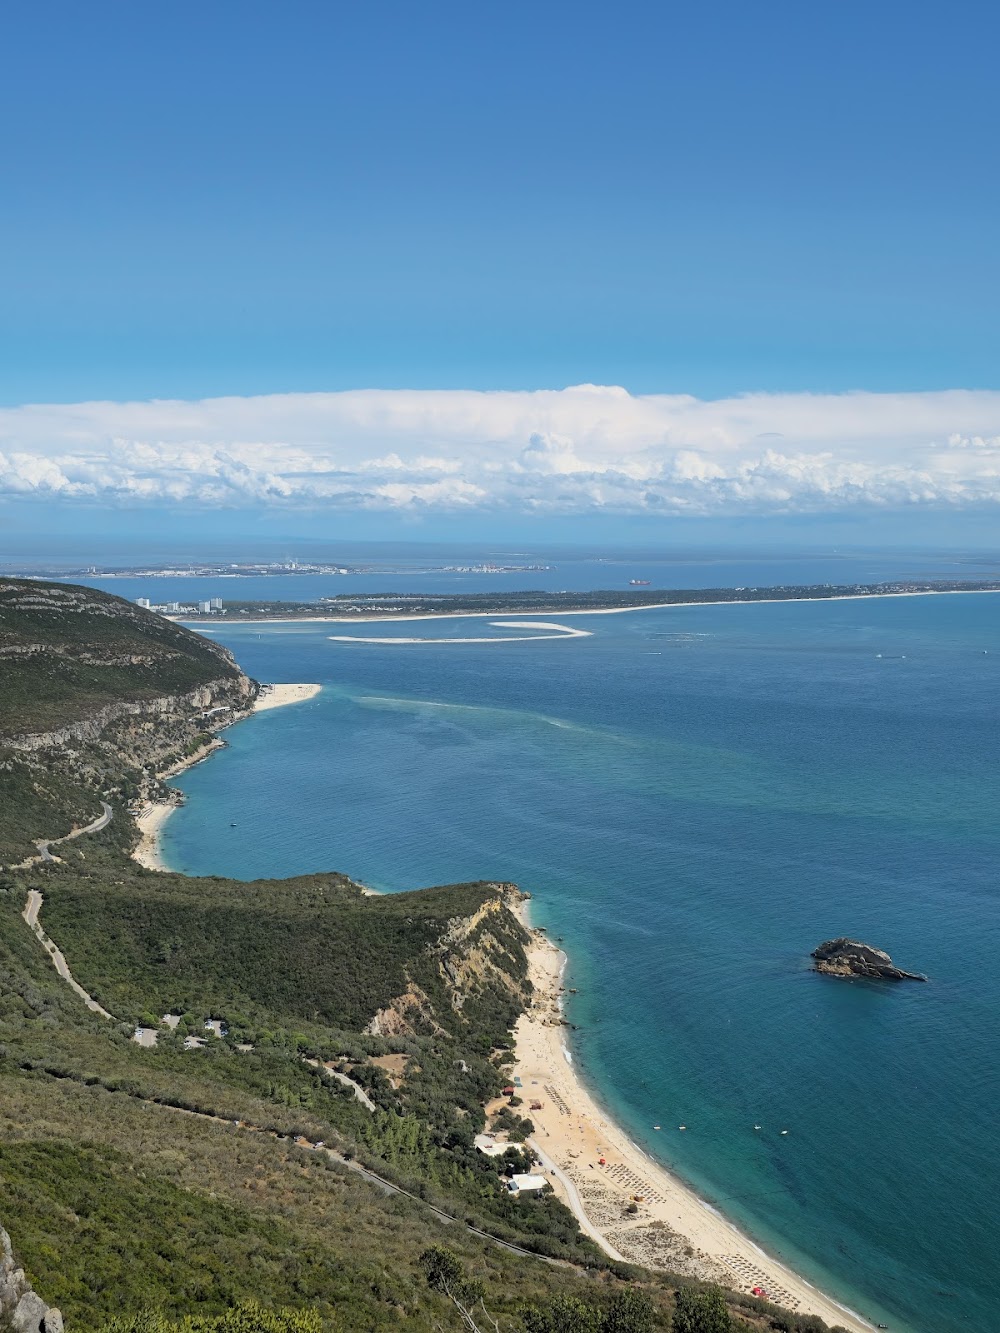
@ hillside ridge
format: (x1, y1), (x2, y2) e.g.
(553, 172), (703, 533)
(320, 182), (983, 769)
(0, 579), (256, 865)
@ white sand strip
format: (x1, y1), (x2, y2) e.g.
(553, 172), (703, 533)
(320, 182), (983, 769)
(512, 903), (877, 1333)
(329, 621), (591, 644)
(254, 682), (322, 710)
(133, 802), (176, 871)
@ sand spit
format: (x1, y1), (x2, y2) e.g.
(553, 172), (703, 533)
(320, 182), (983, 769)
(182, 585), (1000, 629)
(329, 620), (591, 644)
(511, 903), (875, 1333)
(130, 683), (321, 871)
(254, 682), (322, 710)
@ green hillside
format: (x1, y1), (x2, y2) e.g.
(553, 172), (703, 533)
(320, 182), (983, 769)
(0, 579), (253, 865)
(0, 578), (245, 737)
(0, 579), (841, 1333)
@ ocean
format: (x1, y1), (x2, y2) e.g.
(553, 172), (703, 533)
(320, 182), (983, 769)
(158, 591), (999, 1333)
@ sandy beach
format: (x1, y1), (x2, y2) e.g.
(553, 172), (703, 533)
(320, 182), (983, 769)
(511, 902), (875, 1333)
(254, 682), (322, 710)
(132, 802), (177, 871)
(130, 683), (321, 871)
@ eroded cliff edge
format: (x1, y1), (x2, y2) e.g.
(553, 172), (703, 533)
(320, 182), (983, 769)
(0, 579), (256, 865)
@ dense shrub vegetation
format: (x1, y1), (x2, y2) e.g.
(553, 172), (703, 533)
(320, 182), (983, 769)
(0, 579), (242, 737)
(0, 580), (845, 1332)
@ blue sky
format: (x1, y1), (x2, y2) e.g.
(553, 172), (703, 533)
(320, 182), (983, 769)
(3, 0), (998, 402)
(1, 2), (999, 549)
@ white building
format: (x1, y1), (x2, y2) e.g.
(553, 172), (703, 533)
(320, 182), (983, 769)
(198, 601), (212, 613)
(136, 597), (151, 609)
(474, 1134), (507, 1157)
(508, 1174), (547, 1193)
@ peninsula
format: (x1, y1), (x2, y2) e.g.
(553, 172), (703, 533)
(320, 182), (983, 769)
(165, 578), (1000, 623)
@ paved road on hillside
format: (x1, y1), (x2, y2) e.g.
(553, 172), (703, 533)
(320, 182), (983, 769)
(17, 795), (589, 1275)
(529, 1140), (627, 1263)
(23, 801), (116, 1019)
(36, 801), (113, 862)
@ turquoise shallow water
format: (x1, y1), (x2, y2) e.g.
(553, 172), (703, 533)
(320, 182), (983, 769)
(165, 594), (1000, 1333)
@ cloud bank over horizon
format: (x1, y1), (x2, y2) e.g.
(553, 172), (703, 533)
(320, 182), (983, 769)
(2, 385), (1000, 519)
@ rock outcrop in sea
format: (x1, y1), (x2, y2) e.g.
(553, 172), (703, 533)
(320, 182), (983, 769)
(811, 938), (927, 981)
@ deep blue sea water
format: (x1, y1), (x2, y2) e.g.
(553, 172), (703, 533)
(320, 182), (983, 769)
(163, 593), (1000, 1333)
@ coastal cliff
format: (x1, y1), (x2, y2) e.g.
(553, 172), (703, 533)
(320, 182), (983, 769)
(0, 578), (850, 1332)
(0, 578), (256, 864)
(367, 882), (530, 1037)
(812, 938), (927, 981)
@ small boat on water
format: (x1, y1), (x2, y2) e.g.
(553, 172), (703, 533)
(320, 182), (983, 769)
(629, 579), (651, 586)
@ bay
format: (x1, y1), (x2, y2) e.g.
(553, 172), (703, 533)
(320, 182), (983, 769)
(165, 592), (1000, 1333)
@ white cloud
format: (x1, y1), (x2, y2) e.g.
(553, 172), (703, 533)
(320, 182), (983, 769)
(0, 385), (999, 515)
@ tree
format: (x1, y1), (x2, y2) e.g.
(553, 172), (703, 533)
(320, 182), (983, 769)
(523, 1295), (602, 1333)
(671, 1286), (732, 1333)
(419, 1246), (499, 1333)
(602, 1288), (655, 1333)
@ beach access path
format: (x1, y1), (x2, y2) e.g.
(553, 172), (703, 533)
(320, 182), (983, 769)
(512, 907), (876, 1333)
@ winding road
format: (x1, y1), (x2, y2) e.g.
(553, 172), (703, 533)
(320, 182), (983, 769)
(130, 1097), (575, 1270)
(35, 801), (113, 862)
(528, 1139), (627, 1263)
(22, 801), (116, 1018)
(16, 798), (595, 1277)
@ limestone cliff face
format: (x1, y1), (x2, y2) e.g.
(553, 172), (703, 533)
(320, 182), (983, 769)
(0, 578), (251, 739)
(0, 1227), (61, 1333)
(433, 884), (528, 1011)
(0, 577), (258, 863)
(5, 676), (254, 755)
(366, 884), (531, 1039)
